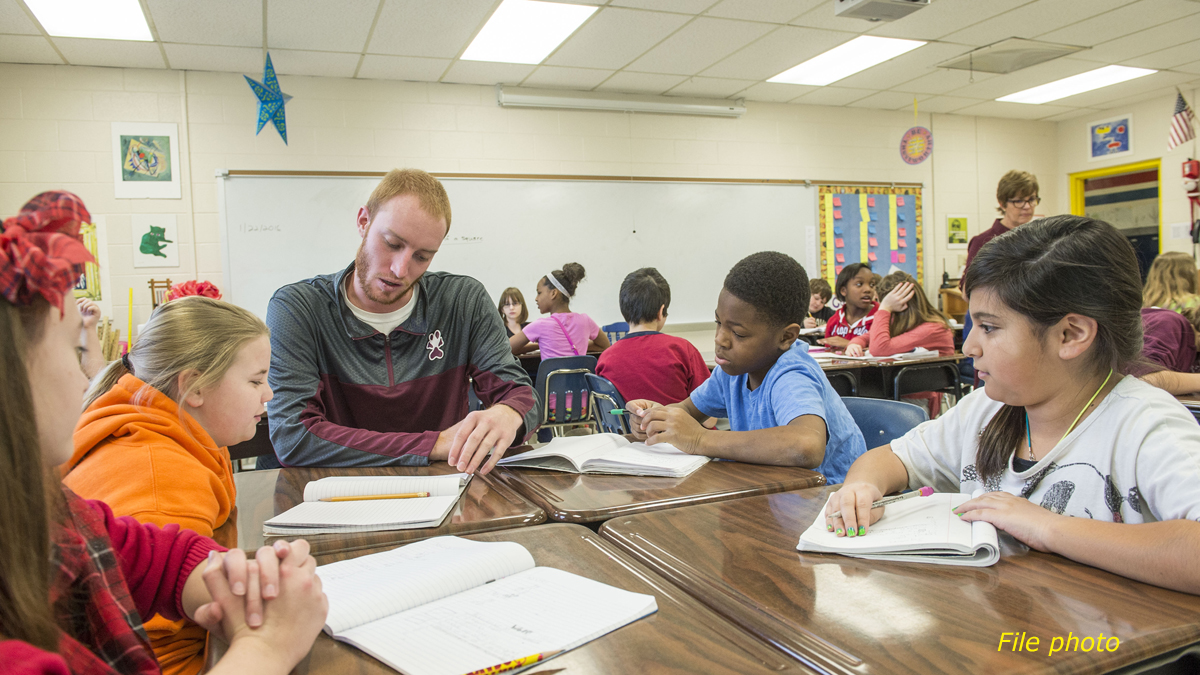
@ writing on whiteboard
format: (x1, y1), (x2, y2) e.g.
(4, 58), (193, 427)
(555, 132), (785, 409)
(444, 235), (483, 245)
(238, 222), (284, 234)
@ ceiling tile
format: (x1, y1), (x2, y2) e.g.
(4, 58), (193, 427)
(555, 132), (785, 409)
(868, 0), (1028, 42)
(835, 42), (973, 91)
(146, 0), (261, 47)
(368, 0), (494, 59)
(943, 56), (1099, 100)
(1034, 0), (1200, 48)
(1123, 39), (1200, 70)
(442, 60), (535, 86)
(792, 86), (872, 107)
(705, 0), (820, 24)
(701, 25), (850, 81)
(665, 76), (752, 98)
(267, 0), (377, 52)
(54, 38), (165, 69)
(610, 0), (719, 12)
(1039, 107), (1102, 122)
(847, 91), (924, 110)
(358, 54), (450, 81)
(738, 81), (815, 102)
(951, 100), (1077, 120)
(547, 7), (690, 70)
(0, 0), (40, 35)
(1174, 59), (1200, 75)
(913, 95), (980, 113)
(890, 69), (996, 96)
(163, 43), (262, 72)
(269, 49), (360, 78)
(940, 0), (1128, 48)
(1073, 12), (1200, 65)
(0, 35), (62, 64)
(625, 16), (773, 75)
(595, 71), (686, 94)
(522, 65), (614, 90)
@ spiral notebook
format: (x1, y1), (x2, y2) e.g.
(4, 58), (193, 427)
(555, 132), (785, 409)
(317, 536), (658, 675)
(496, 433), (708, 477)
(262, 474), (469, 536)
(796, 492), (1000, 567)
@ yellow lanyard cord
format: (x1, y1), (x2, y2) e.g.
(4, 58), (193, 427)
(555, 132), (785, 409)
(1025, 368), (1113, 460)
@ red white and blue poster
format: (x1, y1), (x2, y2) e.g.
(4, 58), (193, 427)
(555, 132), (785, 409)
(1089, 114), (1132, 161)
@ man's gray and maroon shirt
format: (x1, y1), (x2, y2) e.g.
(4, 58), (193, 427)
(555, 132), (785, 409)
(263, 264), (538, 467)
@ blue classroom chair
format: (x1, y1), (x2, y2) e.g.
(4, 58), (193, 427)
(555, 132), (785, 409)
(842, 397), (928, 449)
(535, 356), (598, 438)
(601, 321), (629, 343)
(585, 373), (630, 435)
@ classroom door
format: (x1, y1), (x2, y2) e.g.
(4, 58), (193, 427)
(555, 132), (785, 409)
(1070, 160), (1161, 281)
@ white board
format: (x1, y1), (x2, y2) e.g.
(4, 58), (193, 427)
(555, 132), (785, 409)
(218, 174), (817, 325)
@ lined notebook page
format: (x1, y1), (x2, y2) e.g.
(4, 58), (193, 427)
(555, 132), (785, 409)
(596, 442), (708, 470)
(303, 474), (467, 501)
(264, 495), (458, 534)
(799, 493), (972, 551)
(318, 536), (536, 634)
(337, 566), (657, 675)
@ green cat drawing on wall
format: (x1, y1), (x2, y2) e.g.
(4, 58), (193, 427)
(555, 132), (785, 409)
(139, 225), (173, 258)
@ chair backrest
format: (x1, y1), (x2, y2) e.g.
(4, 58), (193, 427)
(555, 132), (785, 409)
(601, 321), (629, 343)
(535, 356), (597, 425)
(227, 418), (274, 471)
(148, 278), (172, 308)
(842, 397), (928, 449)
(893, 362), (961, 400)
(825, 370), (857, 397)
(585, 373), (629, 434)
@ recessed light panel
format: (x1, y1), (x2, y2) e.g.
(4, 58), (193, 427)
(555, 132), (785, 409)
(25, 0), (153, 41)
(462, 0), (597, 65)
(768, 36), (926, 87)
(997, 65), (1156, 104)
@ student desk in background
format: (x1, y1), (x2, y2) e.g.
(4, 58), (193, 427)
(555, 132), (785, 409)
(517, 348), (605, 380)
(600, 485), (1200, 675)
(699, 352), (964, 400)
(232, 464), (545, 555)
(286, 524), (811, 675)
(1176, 394), (1200, 423)
(489, 460), (824, 525)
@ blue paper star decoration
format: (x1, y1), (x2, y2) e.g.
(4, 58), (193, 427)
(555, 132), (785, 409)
(244, 53), (292, 144)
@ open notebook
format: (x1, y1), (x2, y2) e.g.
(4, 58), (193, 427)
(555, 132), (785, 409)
(496, 433), (709, 477)
(797, 492), (1000, 567)
(262, 474), (469, 536)
(317, 536), (658, 675)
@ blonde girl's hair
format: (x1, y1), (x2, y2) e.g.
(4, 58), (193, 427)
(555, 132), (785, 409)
(876, 271), (951, 336)
(1143, 251), (1199, 308)
(497, 287), (528, 324)
(83, 296), (269, 411)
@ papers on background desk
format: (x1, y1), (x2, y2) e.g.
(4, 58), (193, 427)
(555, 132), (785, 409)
(808, 347), (938, 362)
(263, 474), (469, 535)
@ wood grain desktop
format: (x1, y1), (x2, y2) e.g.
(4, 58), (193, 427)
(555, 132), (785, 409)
(490, 460), (825, 524)
(233, 464), (545, 554)
(600, 485), (1200, 675)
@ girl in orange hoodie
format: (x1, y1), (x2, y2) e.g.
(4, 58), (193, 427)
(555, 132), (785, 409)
(64, 295), (273, 675)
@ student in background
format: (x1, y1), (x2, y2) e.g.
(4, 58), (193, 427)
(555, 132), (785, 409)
(596, 268), (709, 404)
(0, 191), (327, 674)
(497, 287), (530, 338)
(803, 278), (835, 328)
(1135, 307), (1200, 395)
(826, 215), (1200, 594)
(510, 263), (611, 359)
(76, 298), (106, 379)
(869, 271), (955, 415)
(627, 252), (867, 483)
(1143, 251), (1200, 314)
(822, 263), (878, 355)
(64, 296), (273, 675)
(869, 272), (882, 303)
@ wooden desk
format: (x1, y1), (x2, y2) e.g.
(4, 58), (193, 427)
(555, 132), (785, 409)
(296, 524), (809, 675)
(1176, 394), (1200, 422)
(490, 461), (824, 524)
(601, 485), (1200, 675)
(233, 465), (546, 555)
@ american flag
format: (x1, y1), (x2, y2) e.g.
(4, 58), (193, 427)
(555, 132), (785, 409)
(1169, 91), (1195, 151)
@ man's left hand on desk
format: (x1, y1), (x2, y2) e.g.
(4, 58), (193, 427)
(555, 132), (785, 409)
(437, 403), (524, 475)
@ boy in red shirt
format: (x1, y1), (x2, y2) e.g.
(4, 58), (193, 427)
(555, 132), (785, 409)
(596, 268), (711, 404)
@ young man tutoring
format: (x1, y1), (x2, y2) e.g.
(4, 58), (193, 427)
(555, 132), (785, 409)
(628, 252), (867, 483)
(264, 169), (538, 474)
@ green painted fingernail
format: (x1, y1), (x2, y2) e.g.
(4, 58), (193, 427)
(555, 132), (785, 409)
(826, 524), (834, 531)
(857, 526), (865, 536)
(847, 528), (856, 537)
(836, 528), (844, 536)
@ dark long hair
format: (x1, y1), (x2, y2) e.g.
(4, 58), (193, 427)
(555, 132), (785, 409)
(963, 215), (1142, 481)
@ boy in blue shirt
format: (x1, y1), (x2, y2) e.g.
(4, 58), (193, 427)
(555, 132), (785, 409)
(628, 251), (867, 483)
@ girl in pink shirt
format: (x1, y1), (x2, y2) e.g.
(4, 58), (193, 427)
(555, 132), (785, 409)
(510, 262), (611, 360)
(871, 271), (956, 415)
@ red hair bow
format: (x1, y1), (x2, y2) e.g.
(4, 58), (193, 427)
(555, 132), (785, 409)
(166, 280), (222, 302)
(0, 191), (95, 314)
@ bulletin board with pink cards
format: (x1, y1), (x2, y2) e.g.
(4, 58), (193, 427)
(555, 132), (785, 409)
(818, 185), (923, 287)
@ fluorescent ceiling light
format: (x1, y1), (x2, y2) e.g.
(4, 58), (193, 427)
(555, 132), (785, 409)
(25, 0), (153, 41)
(768, 36), (925, 86)
(497, 85), (745, 118)
(462, 0), (597, 65)
(997, 65), (1156, 104)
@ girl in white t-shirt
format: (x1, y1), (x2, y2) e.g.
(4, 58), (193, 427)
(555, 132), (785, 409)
(509, 262), (610, 360)
(826, 215), (1200, 594)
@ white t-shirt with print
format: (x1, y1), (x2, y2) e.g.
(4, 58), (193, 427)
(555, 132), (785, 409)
(890, 376), (1200, 523)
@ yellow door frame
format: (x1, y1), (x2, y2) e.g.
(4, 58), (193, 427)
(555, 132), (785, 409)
(1068, 158), (1163, 253)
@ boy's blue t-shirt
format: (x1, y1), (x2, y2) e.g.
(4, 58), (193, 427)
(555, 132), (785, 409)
(688, 341), (867, 484)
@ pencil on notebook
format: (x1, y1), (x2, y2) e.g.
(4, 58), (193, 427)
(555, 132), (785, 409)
(463, 650), (562, 675)
(319, 492), (430, 502)
(829, 486), (934, 519)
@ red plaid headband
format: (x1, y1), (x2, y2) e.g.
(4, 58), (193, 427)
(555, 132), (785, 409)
(0, 191), (95, 315)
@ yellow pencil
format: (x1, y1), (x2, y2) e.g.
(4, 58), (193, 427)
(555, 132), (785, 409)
(463, 650), (560, 675)
(319, 492), (430, 502)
